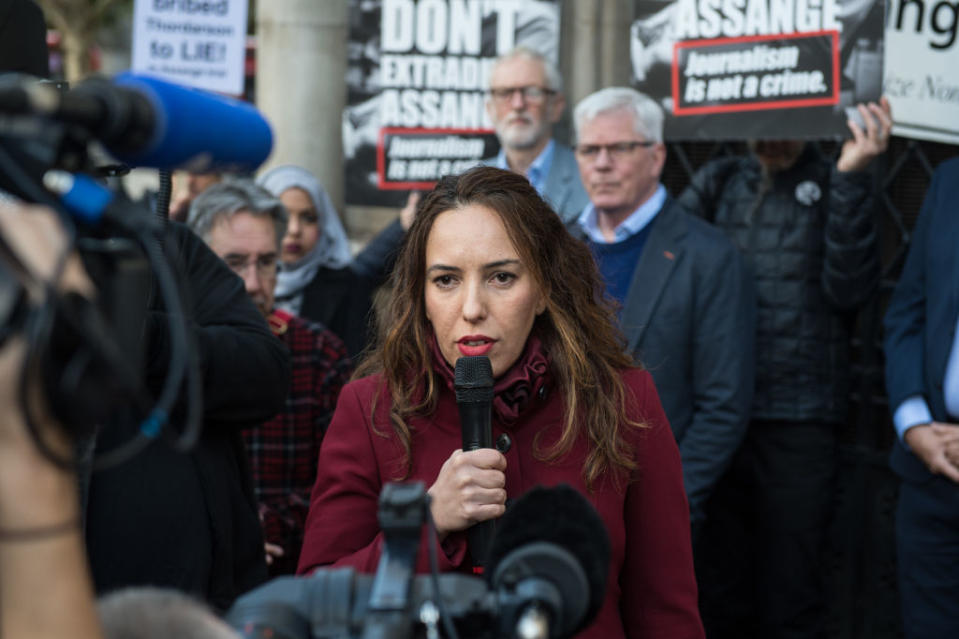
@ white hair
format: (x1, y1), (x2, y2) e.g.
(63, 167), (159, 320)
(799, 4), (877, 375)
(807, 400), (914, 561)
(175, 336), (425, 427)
(490, 46), (563, 94)
(573, 87), (664, 143)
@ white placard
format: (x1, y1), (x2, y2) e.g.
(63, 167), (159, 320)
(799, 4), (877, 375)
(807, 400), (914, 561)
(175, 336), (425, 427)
(131, 0), (248, 95)
(884, 0), (959, 145)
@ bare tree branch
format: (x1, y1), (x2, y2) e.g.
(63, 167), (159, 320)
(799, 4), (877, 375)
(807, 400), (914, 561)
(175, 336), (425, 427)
(35, 0), (71, 34)
(89, 0), (125, 26)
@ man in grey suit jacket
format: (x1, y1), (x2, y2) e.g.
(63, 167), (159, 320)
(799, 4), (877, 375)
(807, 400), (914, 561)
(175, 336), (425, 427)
(571, 87), (755, 531)
(482, 47), (588, 222)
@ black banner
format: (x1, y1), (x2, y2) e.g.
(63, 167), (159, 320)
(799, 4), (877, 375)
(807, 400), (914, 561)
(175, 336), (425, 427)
(345, 0), (560, 206)
(378, 129), (501, 190)
(631, 0), (885, 140)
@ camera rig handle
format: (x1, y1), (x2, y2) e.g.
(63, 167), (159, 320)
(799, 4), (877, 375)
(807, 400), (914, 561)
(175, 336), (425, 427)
(363, 482), (431, 639)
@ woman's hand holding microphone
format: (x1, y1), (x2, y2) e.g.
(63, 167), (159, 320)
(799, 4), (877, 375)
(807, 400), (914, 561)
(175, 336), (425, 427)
(427, 448), (507, 541)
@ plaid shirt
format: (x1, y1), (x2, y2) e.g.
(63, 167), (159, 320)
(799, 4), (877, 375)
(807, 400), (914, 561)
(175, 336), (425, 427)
(243, 309), (352, 575)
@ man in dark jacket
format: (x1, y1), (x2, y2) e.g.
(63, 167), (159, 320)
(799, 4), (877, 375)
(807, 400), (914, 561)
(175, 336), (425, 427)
(570, 86), (756, 534)
(679, 99), (892, 639)
(187, 180), (353, 576)
(85, 222), (290, 611)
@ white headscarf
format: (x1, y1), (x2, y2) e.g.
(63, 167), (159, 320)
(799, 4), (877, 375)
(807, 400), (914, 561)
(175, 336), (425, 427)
(256, 165), (352, 313)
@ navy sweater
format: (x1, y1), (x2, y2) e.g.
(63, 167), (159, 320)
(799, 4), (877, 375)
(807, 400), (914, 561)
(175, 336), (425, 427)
(588, 221), (655, 306)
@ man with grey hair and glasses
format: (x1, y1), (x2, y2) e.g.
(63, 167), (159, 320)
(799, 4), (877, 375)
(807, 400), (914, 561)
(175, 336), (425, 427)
(188, 180), (352, 576)
(482, 46), (588, 222)
(571, 87), (755, 538)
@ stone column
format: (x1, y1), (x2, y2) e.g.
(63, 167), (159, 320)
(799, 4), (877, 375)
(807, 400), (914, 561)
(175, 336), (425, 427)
(564, 0), (634, 107)
(256, 0), (348, 215)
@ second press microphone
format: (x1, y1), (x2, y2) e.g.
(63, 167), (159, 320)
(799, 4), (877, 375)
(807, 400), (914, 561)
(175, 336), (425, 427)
(454, 355), (496, 569)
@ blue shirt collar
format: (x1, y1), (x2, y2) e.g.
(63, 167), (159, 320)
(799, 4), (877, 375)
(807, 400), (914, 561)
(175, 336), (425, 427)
(576, 184), (667, 244)
(494, 139), (556, 197)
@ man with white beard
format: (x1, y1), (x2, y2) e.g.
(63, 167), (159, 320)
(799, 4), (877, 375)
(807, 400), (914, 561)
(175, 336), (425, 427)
(482, 47), (588, 222)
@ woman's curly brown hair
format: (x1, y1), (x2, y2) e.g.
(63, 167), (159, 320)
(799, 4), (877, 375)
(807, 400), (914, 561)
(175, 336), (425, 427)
(357, 166), (644, 488)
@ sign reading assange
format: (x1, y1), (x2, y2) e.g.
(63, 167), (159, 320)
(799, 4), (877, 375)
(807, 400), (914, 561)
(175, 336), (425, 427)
(131, 0), (248, 96)
(345, 0), (560, 206)
(632, 0), (885, 140)
(884, 0), (959, 145)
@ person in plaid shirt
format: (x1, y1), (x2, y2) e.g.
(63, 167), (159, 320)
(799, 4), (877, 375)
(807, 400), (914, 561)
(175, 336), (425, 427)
(188, 179), (353, 575)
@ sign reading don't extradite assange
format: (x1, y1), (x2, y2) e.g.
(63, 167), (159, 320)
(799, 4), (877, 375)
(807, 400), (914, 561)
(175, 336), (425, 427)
(344, 0), (560, 207)
(631, 0), (885, 140)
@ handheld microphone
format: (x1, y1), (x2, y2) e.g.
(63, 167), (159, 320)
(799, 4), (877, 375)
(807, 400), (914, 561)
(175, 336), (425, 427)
(454, 355), (495, 569)
(0, 73), (272, 172)
(487, 484), (611, 639)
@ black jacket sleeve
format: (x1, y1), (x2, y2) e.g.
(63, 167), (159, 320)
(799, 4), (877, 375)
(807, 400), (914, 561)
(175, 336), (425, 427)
(821, 167), (880, 310)
(146, 223), (290, 428)
(883, 168), (938, 412)
(351, 218), (405, 287)
(680, 224), (755, 529)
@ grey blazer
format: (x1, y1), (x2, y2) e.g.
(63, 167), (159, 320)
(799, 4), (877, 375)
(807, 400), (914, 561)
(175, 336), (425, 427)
(482, 141), (589, 222)
(572, 197), (756, 527)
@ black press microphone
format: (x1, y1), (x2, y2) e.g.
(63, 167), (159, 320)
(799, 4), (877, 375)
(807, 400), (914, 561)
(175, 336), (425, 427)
(454, 355), (495, 570)
(487, 484), (611, 639)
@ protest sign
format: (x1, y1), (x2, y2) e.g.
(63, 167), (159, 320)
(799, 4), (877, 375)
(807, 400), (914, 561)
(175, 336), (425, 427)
(884, 0), (959, 145)
(631, 0), (884, 140)
(131, 0), (248, 96)
(345, 0), (560, 206)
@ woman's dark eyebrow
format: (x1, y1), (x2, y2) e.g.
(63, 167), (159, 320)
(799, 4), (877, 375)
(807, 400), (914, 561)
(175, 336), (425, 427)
(426, 264), (460, 274)
(484, 259), (521, 269)
(426, 259), (521, 274)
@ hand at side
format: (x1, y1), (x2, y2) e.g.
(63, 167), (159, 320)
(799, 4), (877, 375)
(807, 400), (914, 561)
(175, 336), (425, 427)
(905, 422), (959, 483)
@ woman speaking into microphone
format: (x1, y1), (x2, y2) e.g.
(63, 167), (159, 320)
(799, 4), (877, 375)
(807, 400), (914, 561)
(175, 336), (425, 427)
(297, 166), (703, 638)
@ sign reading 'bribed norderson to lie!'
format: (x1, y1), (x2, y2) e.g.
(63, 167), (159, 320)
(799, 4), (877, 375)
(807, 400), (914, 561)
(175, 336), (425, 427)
(131, 0), (248, 96)
(631, 0), (885, 140)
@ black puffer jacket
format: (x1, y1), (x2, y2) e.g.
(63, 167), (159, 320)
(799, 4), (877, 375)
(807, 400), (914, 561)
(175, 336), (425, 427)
(677, 145), (879, 423)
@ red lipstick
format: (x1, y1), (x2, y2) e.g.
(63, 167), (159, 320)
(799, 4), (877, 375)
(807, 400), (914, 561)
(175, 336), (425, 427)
(457, 335), (495, 357)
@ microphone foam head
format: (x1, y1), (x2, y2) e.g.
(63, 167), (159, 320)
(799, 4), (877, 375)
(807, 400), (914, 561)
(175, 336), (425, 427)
(487, 484), (611, 635)
(454, 355), (493, 401)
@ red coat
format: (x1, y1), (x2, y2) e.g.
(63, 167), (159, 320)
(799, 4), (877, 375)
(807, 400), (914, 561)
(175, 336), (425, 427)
(298, 367), (704, 639)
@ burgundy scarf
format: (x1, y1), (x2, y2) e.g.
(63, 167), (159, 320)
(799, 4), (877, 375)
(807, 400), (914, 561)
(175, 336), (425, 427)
(430, 334), (550, 425)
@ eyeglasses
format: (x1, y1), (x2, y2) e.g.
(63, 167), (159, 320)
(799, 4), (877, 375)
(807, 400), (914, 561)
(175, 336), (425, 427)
(223, 254), (279, 278)
(575, 140), (656, 162)
(488, 86), (555, 104)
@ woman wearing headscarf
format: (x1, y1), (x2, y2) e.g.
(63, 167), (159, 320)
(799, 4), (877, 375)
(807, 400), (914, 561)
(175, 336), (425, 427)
(257, 165), (376, 358)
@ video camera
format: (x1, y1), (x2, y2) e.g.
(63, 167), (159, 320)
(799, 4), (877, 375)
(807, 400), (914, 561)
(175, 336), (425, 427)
(0, 71), (271, 466)
(225, 482), (611, 639)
